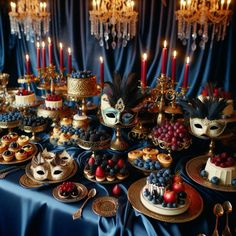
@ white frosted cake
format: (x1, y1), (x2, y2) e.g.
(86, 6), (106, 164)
(201, 152), (236, 186)
(141, 169), (190, 216)
(15, 89), (36, 106)
(45, 94), (62, 109)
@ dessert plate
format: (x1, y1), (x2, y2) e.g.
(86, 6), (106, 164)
(19, 174), (43, 188)
(0, 143), (38, 165)
(127, 178), (203, 223)
(52, 183), (88, 203)
(92, 196), (118, 217)
(186, 155), (236, 192)
(25, 160), (78, 184)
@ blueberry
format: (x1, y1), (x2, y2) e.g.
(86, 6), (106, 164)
(178, 191), (187, 199)
(134, 159), (139, 166)
(144, 163), (150, 170)
(148, 195), (153, 201)
(150, 165), (155, 171)
(155, 162), (161, 170)
(164, 169), (171, 175)
(167, 203), (172, 208)
(159, 177), (165, 183)
(146, 158), (152, 163)
(138, 162), (144, 168)
(172, 203), (177, 208)
(232, 179), (236, 186)
(179, 200), (185, 205)
(143, 190), (149, 197)
(211, 176), (220, 185)
(152, 198), (157, 204)
(152, 178), (157, 184)
(162, 202), (167, 207)
(200, 170), (208, 178)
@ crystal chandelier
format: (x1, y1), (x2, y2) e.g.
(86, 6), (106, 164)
(175, 0), (233, 50)
(9, 0), (50, 42)
(89, 0), (138, 49)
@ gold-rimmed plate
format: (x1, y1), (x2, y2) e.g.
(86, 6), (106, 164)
(92, 196), (118, 217)
(19, 174), (43, 188)
(25, 160), (78, 184)
(186, 155), (236, 192)
(128, 178), (203, 223)
(0, 143), (38, 165)
(52, 183), (88, 203)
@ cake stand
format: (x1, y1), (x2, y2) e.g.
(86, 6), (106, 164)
(21, 123), (47, 142)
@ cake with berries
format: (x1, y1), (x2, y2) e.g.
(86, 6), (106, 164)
(140, 169), (190, 216)
(67, 71), (98, 97)
(15, 88), (36, 106)
(201, 152), (236, 186)
(45, 94), (63, 110)
(84, 153), (129, 183)
(58, 182), (79, 199)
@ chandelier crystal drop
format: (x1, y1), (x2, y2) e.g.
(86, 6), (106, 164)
(175, 0), (233, 50)
(89, 0), (138, 49)
(9, 0), (50, 42)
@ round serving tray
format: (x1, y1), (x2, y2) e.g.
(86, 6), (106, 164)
(25, 160), (78, 184)
(77, 138), (111, 151)
(186, 155), (236, 192)
(0, 143), (38, 165)
(127, 178), (203, 223)
(92, 196), (118, 217)
(52, 182), (88, 203)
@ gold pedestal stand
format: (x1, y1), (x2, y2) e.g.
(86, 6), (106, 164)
(0, 120), (20, 133)
(22, 123), (47, 142)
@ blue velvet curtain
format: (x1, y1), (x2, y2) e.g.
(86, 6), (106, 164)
(0, 0), (236, 100)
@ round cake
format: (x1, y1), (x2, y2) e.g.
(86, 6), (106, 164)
(67, 71), (98, 97)
(201, 152), (236, 186)
(45, 94), (62, 110)
(140, 169), (190, 216)
(15, 88), (36, 106)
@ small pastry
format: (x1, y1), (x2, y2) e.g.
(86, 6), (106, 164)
(128, 149), (143, 162)
(53, 126), (61, 135)
(15, 149), (28, 161)
(0, 142), (7, 153)
(9, 141), (21, 152)
(8, 132), (19, 142)
(73, 114), (88, 128)
(86, 171), (95, 179)
(2, 150), (15, 162)
(83, 165), (90, 175)
(106, 175), (116, 182)
(157, 153), (173, 168)
(22, 144), (35, 156)
(60, 117), (72, 126)
(58, 182), (79, 199)
(58, 133), (71, 145)
(1, 135), (12, 146)
(116, 172), (128, 180)
(95, 166), (105, 182)
(17, 135), (30, 146)
(142, 147), (159, 161)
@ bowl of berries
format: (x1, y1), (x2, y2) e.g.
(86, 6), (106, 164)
(0, 111), (22, 129)
(152, 121), (191, 154)
(77, 127), (111, 151)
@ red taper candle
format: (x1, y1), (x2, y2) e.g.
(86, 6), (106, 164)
(36, 42), (40, 69)
(183, 57), (190, 88)
(42, 41), (46, 68)
(59, 42), (64, 71)
(48, 37), (53, 65)
(100, 56), (104, 89)
(161, 40), (167, 75)
(25, 54), (30, 75)
(68, 47), (72, 74)
(141, 53), (147, 88)
(171, 50), (177, 84)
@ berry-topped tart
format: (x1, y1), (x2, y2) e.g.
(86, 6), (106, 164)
(77, 127), (111, 150)
(53, 181), (88, 203)
(152, 121), (191, 153)
(200, 152), (236, 186)
(140, 169), (190, 216)
(15, 88), (36, 107)
(83, 152), (129, 183)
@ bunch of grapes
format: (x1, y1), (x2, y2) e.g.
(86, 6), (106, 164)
(152, 121), (191, 151)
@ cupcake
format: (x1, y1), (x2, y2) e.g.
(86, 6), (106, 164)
(15, 149), (28, 161)
(9, 142), (21, 153)
(22, 144), (35, 156)
(128, 149), (143, 162)
(0, 142), (7, 153)
(2, 150), (15, 162)
(17, 135), (30, 146)
(157, 153), (173, 168)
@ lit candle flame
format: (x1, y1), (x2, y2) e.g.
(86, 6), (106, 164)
(43, 2), (46, 8)
(48, 37), (51, 44)
(186, 56), (190, 64)
(42, 41), (45, 48)
(26, 54), (29, 61)
(59, 42), (63, 49)
(68, 47), (71, 55)
(100, 56), (104, 63)
(10, 2), (16, 8)
(173, 50), (177, 58)
(164, 40), (167, 48)
(143, 53), (147, 61)
(37, 42), (40, 48)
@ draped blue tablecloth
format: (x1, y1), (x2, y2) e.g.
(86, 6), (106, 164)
(0, 133), (236, 236)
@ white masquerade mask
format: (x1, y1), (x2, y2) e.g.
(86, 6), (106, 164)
(190, 118), (226, 138)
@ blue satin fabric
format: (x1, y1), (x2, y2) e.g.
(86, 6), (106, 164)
(1, 136), (236, 236)
(0, 0), (236, 100)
